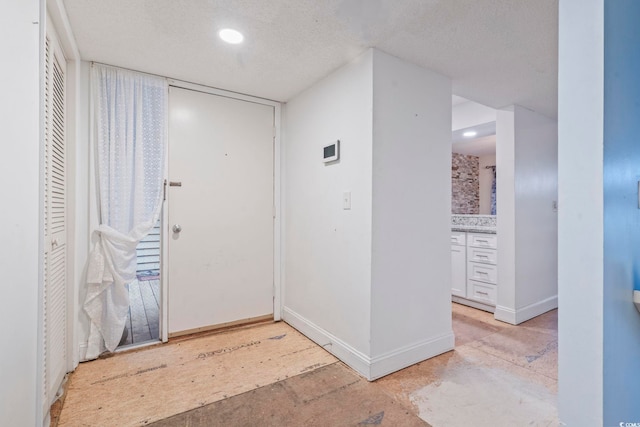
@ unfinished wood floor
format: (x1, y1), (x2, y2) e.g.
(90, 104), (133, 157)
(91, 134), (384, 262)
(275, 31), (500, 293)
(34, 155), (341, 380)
(57, 305), (558, 426)
(376, 303), (558, 427)
(120, 279), (160, 347)
(57, 322), (342, 426)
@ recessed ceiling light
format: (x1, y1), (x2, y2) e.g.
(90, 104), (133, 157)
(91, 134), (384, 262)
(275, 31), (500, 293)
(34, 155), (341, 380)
(463, 131), (477, 138)
(219, 28), (244, 44)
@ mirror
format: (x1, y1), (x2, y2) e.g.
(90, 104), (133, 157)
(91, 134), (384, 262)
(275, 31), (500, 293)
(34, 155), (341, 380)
(451, 129), (495, 215)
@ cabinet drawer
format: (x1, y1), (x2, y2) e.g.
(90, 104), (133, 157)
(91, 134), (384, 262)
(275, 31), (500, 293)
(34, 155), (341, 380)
(451, 232), (466, 246)
(467, 246), (497, 265)
(467, 280), (497, 305)
(468, 233), (497, 249)
(467, 262), (497, 284)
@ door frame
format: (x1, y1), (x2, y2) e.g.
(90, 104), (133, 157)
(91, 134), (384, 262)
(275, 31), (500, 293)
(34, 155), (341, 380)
(160, 80), (282, 342)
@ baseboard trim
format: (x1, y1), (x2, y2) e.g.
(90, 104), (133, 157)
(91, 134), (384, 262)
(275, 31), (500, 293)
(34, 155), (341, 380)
(494, 305), (517, 324)
(283, 306), (454, 381)
(282, 307), (371, 378)
(515, 295), (558, 324)
(495, 295), (558, 325)
(369, 332), (454, 380)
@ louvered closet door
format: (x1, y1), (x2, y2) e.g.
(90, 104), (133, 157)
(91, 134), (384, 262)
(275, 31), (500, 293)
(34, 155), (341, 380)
(43, 27), (67, 410)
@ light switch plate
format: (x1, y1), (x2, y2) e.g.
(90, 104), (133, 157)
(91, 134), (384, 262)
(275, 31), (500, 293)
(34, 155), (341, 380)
(343, 191), (351, 210)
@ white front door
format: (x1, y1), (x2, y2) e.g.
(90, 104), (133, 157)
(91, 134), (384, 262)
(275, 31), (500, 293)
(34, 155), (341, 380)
(167, 87), (275, 335)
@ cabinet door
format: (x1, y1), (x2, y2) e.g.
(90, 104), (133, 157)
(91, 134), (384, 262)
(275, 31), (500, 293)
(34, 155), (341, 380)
(451, 231), (466, 246)
(451, 245), (466, 297)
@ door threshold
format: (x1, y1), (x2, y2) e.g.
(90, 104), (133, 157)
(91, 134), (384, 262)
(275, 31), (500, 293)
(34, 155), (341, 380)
(168, 314), (274, 339)
(115, 339), (162, 353)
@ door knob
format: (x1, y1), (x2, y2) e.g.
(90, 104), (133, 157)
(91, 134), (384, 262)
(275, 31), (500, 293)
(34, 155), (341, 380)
(172, 224), (182, 233)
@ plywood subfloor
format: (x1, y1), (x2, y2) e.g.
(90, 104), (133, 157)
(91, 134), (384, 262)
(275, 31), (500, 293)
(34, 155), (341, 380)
(58, 304), (558, 427)
(376, 303), (558, 427)
(150, 363), (429, 427)
(58, 322), (337, 426)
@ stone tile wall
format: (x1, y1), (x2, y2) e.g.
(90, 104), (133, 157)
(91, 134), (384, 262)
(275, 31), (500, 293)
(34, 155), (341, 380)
(452, 153), (479, 214)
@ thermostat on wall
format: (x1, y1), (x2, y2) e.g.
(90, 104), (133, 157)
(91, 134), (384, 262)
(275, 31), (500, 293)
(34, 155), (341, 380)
(323, 140), (340, 163)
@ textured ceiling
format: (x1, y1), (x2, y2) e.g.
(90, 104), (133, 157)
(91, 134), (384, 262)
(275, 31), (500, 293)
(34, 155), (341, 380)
(453, 134), (496, 157)
(453, 121), (496, 156)
(62, 0), (558, 118)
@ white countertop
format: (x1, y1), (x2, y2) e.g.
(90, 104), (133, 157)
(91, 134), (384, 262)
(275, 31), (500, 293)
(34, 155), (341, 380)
(451, 226), (497, 234)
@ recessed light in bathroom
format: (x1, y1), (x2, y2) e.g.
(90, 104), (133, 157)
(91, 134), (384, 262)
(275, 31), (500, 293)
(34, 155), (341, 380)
(463, 131), (478, 138)
(219, 28), (244, 44)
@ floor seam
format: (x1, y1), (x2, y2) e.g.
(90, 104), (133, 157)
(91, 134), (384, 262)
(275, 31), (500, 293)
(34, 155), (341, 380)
(458, 342), (558, 382)
(147, 360), (343, 426)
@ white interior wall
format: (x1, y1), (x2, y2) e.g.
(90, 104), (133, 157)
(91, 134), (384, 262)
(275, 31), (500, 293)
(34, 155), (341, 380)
(452, 99), (497, 131)
(557, 0), (604, 424)
(370, 50), (453, 375)
(495, 108), (516, 319)
(479, 154), (496, 215)
(513, 106), (558, 312)
(0, 1), (42, 424)
(283, 51), (374, 362)
(284, 49), (454, 379)
(495, 106), (558, 325)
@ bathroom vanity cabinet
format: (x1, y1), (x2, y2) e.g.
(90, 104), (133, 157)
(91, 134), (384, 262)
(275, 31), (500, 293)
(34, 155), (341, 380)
(451, 230), (497, 312)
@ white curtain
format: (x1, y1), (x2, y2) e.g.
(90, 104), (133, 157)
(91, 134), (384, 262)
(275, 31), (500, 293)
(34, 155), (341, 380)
(84, 64), (167, 359)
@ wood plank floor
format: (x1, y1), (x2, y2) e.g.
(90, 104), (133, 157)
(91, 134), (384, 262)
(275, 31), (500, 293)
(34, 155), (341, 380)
(119, 279), (160, 347)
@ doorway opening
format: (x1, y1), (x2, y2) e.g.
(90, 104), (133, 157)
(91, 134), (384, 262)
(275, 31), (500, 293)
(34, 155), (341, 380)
(118, 219), (162, 347)
(444, 95), (558, 425)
